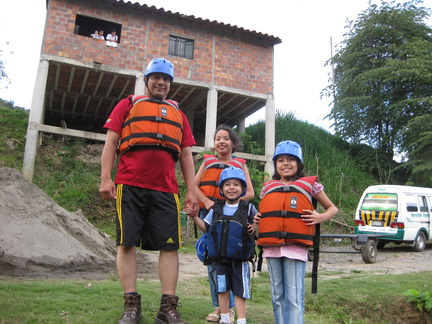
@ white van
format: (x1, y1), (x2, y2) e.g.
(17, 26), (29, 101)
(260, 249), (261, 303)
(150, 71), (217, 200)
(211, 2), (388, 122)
(354, 185), (432, 252)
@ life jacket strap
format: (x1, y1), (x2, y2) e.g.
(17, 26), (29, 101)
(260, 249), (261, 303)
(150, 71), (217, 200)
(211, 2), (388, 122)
(120, 132), (181, 146)
(199, 181), (219, 187)
(205, 163), (229, 170)
(260, 210), (303, 219)
(258, 231), (315, 241)
(122, 115), (183, 130)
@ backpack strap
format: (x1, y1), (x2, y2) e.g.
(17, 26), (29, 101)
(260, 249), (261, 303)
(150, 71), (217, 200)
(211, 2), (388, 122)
(210, 199), (225, 258)
(237, 200), (252, 259)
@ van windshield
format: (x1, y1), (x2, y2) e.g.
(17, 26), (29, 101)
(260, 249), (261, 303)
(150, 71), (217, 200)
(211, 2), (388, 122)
(361, 193), (398, 211)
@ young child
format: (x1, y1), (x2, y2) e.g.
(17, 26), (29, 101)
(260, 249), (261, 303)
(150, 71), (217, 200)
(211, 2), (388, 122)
(106, 29), (118, 47)
(255, 140), (338, 324)
(194, 124), (254, 323)
(188, 167), (258, 324)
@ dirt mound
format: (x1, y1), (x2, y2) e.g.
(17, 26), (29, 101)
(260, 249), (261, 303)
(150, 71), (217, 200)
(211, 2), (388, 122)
(0, 167), (157, 279)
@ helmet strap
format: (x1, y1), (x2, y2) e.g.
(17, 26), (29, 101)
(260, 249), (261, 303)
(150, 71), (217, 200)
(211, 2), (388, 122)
(226, 195), (241, 204)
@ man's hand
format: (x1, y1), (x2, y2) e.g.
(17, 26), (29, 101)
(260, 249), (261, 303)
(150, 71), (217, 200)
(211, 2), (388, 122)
(184, 192), (199, 218)
(99, 178), (116, 200)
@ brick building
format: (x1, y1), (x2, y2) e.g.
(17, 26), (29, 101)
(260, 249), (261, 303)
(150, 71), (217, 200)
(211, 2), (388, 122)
(23, 0), (282, 181)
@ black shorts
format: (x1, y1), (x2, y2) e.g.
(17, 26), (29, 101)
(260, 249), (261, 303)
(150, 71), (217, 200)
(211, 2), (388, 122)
(215, 260), (251, 299)
(115, 184), (181, 250)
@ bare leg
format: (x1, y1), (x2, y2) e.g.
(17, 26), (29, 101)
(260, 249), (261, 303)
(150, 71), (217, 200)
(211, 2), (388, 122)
(235, 296), (246, 319)
(159, 250), (179, 295)
(117, 245), (137, 293)
(218, 291), (230, 314)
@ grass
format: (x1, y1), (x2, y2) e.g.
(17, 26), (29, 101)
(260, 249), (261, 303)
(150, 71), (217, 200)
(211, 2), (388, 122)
(0, 258), (431, 323)
(0, 105), (28, 169)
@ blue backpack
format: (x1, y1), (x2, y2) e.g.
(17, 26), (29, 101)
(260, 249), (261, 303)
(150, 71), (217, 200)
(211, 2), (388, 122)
(207, 200), (255, 262)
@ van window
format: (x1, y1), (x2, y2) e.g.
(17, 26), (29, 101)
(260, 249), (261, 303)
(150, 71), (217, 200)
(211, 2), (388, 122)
(428, 196), (432, 212)
(361, 193), (398, 211)
(417, 196), (428, 212)
(406, 194), (418, 212)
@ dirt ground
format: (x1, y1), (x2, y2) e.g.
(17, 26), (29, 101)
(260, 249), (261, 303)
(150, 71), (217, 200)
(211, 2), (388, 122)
(307, 241), (432, 279)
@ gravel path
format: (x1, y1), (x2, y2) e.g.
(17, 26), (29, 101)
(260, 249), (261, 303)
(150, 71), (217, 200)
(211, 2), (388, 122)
(307, 242), (432, 278)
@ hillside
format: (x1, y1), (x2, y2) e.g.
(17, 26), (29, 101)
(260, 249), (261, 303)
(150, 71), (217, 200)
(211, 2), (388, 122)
(0, 101), (379, 235)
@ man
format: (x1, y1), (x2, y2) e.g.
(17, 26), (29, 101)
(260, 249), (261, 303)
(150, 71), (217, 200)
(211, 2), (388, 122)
(99, 58), (199, 324)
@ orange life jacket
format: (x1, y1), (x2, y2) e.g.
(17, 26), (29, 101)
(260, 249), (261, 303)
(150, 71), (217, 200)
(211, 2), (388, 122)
(198, 154), (245, 208)
(258, 176), (317, 247)
(118, 95), (183, 158)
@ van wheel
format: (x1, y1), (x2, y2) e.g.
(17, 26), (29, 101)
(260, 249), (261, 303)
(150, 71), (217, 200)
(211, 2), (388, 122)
(377, 240), (386, 249)
(413, 231), (426, 252)
(361, 240), (377, 263)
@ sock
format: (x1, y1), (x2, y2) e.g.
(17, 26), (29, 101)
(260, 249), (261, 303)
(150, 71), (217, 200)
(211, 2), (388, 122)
(220, 313), (230, 323)
(125, 292), (138, 295)
(237, 318), (247, 324)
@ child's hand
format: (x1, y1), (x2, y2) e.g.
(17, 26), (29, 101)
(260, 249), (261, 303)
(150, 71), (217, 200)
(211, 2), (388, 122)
(247, 223), (255, 234)
(253, 212), (261, 226)
(204, 199), (215, 211)
(301, 209), (325, 225)
(184, 204), (196, 218)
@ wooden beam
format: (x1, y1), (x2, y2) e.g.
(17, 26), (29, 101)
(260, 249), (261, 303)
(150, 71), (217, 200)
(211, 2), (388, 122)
(37, 124), (106, 142)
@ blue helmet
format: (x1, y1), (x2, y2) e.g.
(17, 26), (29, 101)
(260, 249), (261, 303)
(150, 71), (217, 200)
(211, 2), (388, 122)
(195, 235), (208, 262)
(273, 140), (303, 162)
(218, 166), (247, 197)
(144, 58), (174, 82)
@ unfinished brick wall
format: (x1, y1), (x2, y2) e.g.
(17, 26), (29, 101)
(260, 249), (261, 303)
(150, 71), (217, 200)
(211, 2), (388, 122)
(44, 0), (274, 94)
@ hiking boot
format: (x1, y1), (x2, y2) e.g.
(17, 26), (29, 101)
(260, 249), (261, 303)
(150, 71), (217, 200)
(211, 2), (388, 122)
(155, 295), (188, 323)
(118, 293), (142, 324)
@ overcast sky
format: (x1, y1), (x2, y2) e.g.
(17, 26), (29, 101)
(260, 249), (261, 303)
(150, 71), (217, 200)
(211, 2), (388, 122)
(1, 0), (431, 131)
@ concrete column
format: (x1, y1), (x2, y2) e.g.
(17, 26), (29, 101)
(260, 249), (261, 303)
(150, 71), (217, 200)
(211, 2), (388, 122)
(205, 87), (218, 148)
(134, 73), (145, 94)
(264, 95), (275, 178)
(237, 119), (246, 134)
(22, 58), (50, 182)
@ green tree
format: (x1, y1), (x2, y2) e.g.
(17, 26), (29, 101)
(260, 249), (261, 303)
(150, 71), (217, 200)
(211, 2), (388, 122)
(399, 114), (432, 186)
(0, 42), (11, 89)
(324, 0), (432, 165)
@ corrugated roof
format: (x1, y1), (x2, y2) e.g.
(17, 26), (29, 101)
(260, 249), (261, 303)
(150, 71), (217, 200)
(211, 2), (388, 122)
(104, 0), (282, 45)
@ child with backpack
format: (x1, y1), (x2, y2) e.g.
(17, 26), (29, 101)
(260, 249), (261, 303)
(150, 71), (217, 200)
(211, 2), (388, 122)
(254, 140), (338, 324)
(187, 167), (258, 324)
(194, 124), (255, 323)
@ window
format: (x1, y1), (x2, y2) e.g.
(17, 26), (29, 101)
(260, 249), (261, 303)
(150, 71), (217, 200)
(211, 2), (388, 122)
(428, 196), (432, 212)
(417, 196), (428, 212)
(74, 14), (122, 42)
(169, 35), (194, 59)
(360, 193), (398, 211)
(406, 195), (418, 212)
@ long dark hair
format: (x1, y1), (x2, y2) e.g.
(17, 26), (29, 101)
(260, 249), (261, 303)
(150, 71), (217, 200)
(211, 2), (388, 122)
(272, 155), (305, 181)
(214, 124), (242, 153)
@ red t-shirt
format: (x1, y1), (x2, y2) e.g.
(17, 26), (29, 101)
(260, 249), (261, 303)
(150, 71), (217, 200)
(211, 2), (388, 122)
(104, 97), (196, 193)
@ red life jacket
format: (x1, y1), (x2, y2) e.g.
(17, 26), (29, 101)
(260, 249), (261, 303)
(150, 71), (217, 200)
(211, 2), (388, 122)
(198, 154), (245, 208)
(118, 95), (183, 158)
(258, 176), (317, 247)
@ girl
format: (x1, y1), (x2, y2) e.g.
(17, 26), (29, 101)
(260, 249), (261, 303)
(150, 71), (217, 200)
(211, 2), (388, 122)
(195, 124), (254, 323)
(255, 140), (338, 324)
